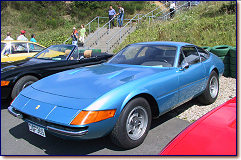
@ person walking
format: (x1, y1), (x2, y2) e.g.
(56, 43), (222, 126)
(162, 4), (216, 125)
(17, 30), (28, 41)
(71, 27), (79, 46)
(116, 5), (124, 28)
(4, 32), (14, 40)
(79, 25), (86, 44)
(30, 34), (37, 43)
(108, 5), (116, 29)
(170, 2), (176, 19)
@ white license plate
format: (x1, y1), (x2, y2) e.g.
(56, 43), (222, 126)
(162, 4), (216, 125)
(28, 123), (46, 137)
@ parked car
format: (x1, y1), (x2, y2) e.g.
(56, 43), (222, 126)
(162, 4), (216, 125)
(8, 41), (224, 149)
(1, 44), (112, 99)
(160, 97), (236, 155)
(1, 40), (45, 62)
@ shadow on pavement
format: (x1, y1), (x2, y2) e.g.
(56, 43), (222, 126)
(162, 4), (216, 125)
(7, 98), (200, 155)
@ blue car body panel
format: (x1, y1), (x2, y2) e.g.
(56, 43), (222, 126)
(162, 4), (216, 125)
(10, 41), (224, 140)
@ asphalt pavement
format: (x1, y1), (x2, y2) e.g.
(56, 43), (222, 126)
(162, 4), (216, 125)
(1, 99), (190, 155)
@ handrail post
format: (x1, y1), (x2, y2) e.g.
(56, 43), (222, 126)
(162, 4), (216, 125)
(98, 16), (99, 28)
(89, 24), (91, 34)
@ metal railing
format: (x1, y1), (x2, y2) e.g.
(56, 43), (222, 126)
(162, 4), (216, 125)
(105, 4), (167, 52)
(63, 16), (136, 44)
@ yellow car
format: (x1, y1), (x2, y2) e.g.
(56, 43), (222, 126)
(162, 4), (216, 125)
(1, 40), (45, 62)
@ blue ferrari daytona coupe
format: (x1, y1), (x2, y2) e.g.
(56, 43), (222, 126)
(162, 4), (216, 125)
(8, 41), (224, 149)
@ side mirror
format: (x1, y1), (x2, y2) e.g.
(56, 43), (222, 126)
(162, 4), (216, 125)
(180, 62), (189, 71)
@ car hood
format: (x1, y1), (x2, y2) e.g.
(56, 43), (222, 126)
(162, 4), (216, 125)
(31, 63), (171, 99)
(1, 58), (53, 72)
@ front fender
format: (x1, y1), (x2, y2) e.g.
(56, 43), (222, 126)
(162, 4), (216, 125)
(120, 88), (150, 111)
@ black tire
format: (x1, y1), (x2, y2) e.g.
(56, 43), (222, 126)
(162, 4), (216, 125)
(110, 97), (152, 149)
(198, 71), (219, 105)
(11, 75), (39, 99)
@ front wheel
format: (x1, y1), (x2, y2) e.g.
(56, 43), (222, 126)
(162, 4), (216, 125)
(110, 97), (151, 149)
(11, 75), (39, 99)
(198, 71), (219, 105)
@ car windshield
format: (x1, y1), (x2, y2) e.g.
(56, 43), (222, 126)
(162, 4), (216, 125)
(35, 45), (75, 60)
(108, 44), (177, 67)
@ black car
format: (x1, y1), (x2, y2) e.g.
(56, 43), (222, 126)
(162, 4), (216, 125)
(1, 44), (112, 99)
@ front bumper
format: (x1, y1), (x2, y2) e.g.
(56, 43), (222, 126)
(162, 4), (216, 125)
(8, 106), (88, 138)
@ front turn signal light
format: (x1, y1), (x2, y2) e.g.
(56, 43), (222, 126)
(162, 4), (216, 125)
(70, 109), (116, 125)
(1, 81), (10, 86)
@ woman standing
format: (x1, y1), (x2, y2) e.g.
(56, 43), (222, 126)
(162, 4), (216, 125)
(79, 25), (86, 44)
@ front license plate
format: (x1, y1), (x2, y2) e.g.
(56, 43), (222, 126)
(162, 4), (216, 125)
(28, 123), (46, 137)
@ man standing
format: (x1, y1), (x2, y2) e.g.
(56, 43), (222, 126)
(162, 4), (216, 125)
(71, 27), (79, 46)
(116, 5), (124, 28)
(170, 2), (176, 19)
(17, 30), (28, 41)
(108, 5), (116, 29)
(4, 32), (14, 40)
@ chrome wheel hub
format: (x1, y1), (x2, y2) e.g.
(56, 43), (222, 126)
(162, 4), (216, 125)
(209, 76), (218, 98)
(126, 106), (148, 140)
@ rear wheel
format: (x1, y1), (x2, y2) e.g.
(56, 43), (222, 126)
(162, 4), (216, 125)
(110, 97), (152, 149)
(198, 71), (219, 104)
(11, 75), (39, 99)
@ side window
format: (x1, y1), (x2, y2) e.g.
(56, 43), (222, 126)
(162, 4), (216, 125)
(196, 46), (210, 62)
(12, 43), (28, 54)
(29, 44), (44, 53)
(181, 46), (200, 65)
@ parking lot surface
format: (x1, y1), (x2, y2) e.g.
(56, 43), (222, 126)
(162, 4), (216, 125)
(1, 99), (190, 155)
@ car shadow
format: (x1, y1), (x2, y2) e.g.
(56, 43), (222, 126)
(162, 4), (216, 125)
(8, 98), (201, 155)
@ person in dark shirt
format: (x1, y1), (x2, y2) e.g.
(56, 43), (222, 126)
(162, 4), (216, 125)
(71, 27), (79, 46)
(115, 5), (124, 28)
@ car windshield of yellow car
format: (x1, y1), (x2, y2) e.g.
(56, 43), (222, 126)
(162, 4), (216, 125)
(36, 45), (75, 60)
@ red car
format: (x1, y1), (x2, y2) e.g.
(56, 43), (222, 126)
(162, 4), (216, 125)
(160, 97), (236, 155)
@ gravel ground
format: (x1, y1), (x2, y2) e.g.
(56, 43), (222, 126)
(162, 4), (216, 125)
(177, 76), (236, 122)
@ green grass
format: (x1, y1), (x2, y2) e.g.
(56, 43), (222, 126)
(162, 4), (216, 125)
(114, 1), (236, 53)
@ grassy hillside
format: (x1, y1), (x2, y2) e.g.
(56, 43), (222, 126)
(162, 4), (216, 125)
(1, 1), (157, 47)
(115, 1), (236, 53)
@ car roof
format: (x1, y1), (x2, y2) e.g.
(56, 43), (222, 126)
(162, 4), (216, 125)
(1, 40), (45, 47)
(132, 41), (194, 47)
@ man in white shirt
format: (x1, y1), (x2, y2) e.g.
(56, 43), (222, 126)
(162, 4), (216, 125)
(17, 30), (28, 41)
(4, 32), (14, 40)
(170, 2), (176, 19)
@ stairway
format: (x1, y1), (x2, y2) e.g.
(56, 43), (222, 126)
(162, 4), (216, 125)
(84, 26), (136, 53)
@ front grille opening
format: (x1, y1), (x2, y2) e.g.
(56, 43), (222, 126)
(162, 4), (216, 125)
(16, 109), (88, 132)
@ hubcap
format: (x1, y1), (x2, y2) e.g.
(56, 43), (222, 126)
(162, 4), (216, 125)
(209, 76), (218, 98)
(126, 106), (148, 140)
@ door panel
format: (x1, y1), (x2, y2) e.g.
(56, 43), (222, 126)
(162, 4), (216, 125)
(178, 46), (206, 104)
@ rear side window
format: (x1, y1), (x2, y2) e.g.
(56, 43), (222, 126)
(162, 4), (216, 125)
(180, 46), (200, 65)
(196, 46), (210, 62)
